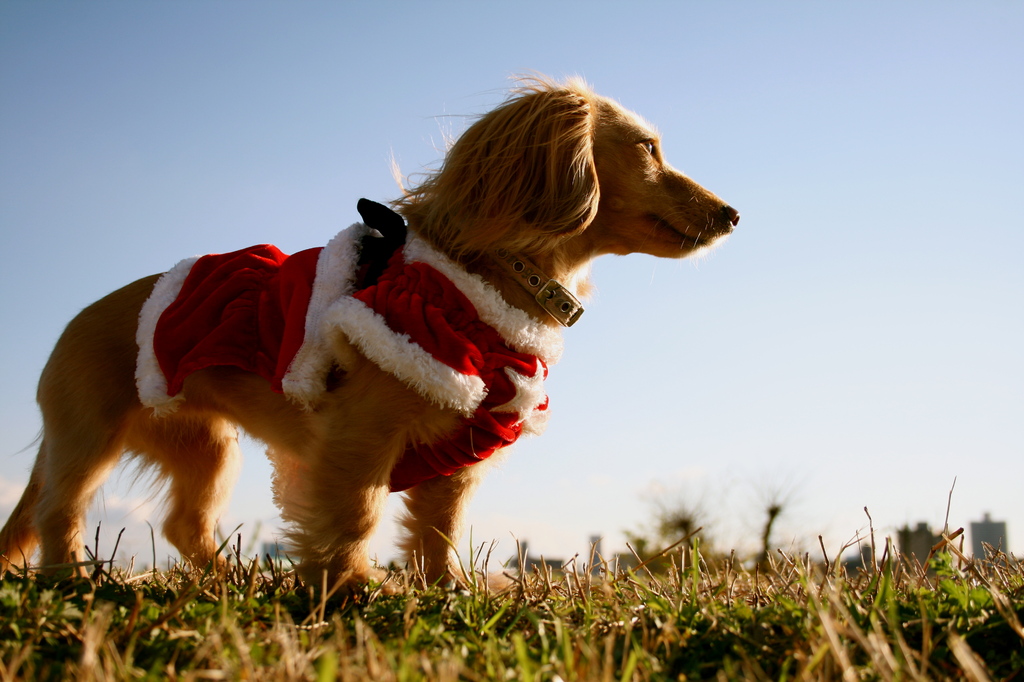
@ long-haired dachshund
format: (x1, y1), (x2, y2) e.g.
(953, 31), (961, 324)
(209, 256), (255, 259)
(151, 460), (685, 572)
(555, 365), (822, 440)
(0, 77), (738, 590)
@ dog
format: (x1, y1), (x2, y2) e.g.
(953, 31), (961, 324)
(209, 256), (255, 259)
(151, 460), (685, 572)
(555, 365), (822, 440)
(0, 77), (738, 590)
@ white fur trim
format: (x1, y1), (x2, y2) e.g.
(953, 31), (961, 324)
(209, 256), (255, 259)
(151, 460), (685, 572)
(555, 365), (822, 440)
(322, 296), (487, 416)
(494, 362), (550, 436)
(520, 407), (551, 437)
(280, 223), (367, 407)
(135, 256), (201, 415)
(495, 360), (552, 436)
(402, 234), (565, 365)
(493, 363), (547, 416)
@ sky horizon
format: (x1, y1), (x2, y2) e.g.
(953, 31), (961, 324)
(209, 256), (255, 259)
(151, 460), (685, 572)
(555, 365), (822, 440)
(1, 2), (1021, 570)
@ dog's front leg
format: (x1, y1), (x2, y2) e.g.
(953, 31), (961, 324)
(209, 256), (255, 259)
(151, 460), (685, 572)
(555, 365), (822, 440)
(277, 360), (444, 593)
(286, 429), (401, 592)
(291, 471), (392, 592)
(398, 458), (495, 587)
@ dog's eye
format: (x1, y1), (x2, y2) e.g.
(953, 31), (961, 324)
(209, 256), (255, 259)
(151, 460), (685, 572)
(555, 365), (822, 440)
(642, 140), (657, 157)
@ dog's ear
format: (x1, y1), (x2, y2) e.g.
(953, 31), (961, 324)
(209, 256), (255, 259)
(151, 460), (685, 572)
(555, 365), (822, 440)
(474, 85), (600, 240)
(396, 81), (600, 258)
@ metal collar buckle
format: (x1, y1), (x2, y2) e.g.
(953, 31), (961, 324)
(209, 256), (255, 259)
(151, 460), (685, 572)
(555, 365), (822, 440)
(536, 280), (584, 327)
(494, 248), (584, 327)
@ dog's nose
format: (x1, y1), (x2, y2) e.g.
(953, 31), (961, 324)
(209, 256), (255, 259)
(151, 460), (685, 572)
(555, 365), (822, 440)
(722, 205), (740, 226)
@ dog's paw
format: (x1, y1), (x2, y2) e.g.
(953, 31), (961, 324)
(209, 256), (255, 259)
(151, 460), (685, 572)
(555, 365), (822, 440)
(366, 567), (404, 595)
(184, 552), (228, 575)
(431, 566), (514, 594)
(298, 561), (403, 597)
(484, 571), (515, 593)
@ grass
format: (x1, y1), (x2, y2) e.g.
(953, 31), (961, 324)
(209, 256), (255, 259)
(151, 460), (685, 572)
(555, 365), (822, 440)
(1, 533), (1022, 680)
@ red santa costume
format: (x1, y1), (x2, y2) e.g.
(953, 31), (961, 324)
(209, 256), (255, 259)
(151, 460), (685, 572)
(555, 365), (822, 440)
(135, 223), (564, 492)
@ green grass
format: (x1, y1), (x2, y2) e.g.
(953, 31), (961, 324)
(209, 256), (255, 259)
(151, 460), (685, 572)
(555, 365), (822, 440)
(1, 536), (1022, 680)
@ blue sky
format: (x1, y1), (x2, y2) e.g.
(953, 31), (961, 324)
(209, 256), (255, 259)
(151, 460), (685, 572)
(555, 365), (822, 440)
(1, 2), (1021, 568)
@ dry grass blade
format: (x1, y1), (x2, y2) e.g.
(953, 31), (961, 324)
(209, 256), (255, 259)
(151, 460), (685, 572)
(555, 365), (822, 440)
(630, 527), (703, 574)
(948, 631), (993, 682)
(937, 531), (1024, 643)
(1, 537), (1022, 680)
(817, 608), (858, 682)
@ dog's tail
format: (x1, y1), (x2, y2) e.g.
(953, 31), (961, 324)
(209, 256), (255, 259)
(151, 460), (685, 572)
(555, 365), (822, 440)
(0, 449), (44, 574)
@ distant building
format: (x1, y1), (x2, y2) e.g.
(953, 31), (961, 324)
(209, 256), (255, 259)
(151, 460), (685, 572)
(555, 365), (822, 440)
(513, 540), (563, 572)
(588, 535), (603, 575)
(897, 522), (940, 567)
(262, 542), (288, 563)
(841, 544), (873, 574)
(970, 513), (1007, 557)
(513, 536), (613, 574)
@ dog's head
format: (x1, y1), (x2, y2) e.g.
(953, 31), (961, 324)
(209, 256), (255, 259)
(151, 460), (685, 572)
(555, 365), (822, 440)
(396, 77), (738, 267)
(585, 96), (739, 260)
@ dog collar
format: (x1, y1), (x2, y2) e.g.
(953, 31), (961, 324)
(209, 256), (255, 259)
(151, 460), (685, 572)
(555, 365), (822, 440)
(493, 248), (584, 327)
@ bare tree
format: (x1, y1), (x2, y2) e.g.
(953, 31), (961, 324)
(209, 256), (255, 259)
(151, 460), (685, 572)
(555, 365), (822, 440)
(625, 487), (713, 571)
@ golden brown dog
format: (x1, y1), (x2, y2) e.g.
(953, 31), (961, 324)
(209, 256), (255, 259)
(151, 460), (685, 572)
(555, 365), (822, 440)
(0, 78), (738, 589)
